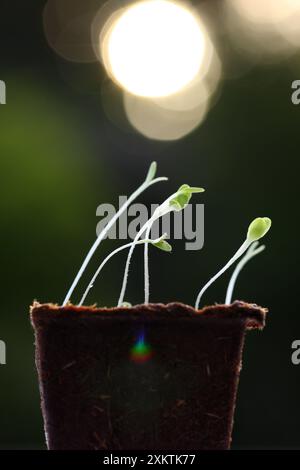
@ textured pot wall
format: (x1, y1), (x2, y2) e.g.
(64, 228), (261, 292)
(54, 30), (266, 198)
(31, 302), (265, 450)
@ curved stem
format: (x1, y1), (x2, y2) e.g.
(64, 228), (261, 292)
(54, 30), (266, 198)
(195, 239), (251, 310)
(79, 242), (131, 307)
(62, 176), (167, 306)
(117, 221), (152, 307)
(79, 239), (149, 306)
(225, 242), (265, 305)
(118, 185), (199, 307)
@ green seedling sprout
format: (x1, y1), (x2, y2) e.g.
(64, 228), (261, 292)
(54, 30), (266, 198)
(225, 241), (265, 305)
(79, 234), (171, 306)
(62, 162), (167, 306)
(144, 184), (204, 304)
(195, 217), (271, 309)
(118, 184), (204, 307)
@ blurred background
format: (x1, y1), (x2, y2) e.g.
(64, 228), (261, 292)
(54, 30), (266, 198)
(0, 0), (299, 449)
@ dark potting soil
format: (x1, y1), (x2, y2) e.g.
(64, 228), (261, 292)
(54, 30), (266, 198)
(30, 301), (267, 450)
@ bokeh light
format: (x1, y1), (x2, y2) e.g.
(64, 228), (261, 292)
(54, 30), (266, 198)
(43, 0), (100, 63)
(100, 0), (207, 98)
(95, 1), (222, 141)
(225, 0), (300, 58)
(228, 0), (300, 25)
(152, 36), (221, 112)
(122, 38), (221, 141)
(124, 90), (209, 141)
(43, 0), (222, 141)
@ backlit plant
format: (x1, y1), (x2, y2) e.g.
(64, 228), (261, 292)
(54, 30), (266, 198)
(63, 162), (167, 306)
(62, 161), (271, 309)
(79, 234), (171, 306)
(118, 184), (204, 306)
(195, 217), (271, 309)
(225, 241), (265, 305)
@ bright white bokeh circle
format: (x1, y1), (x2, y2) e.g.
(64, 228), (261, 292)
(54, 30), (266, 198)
(101, 0), (206, 97)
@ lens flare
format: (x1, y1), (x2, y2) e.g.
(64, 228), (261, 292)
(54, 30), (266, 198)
(228, 0), (300, 25)
(225, 0), (300, 58)
(124, 90), (209, 141)
(130, 333), (153, 363)
(43, 0), (99, 63)
(100, 0), (207, 97)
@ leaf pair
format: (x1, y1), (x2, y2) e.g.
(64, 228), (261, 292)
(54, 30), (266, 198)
(170, 184), (204, 211)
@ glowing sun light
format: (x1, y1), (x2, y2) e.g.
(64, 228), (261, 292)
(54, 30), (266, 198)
(101, 0), (206, 98)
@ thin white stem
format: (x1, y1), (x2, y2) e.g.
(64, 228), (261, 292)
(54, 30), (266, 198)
(195, 239), (251, 310)
(117, 220), (153, 307)
(118, 196), (176, 307)
(144, 225), (152, 304)
(225, 242), (265, 305)
(79, 239), (152, 306)
(62, 176), (167, 306)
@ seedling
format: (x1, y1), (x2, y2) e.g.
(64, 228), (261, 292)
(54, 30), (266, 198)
(62, 161), (269, 309)
(63, 162), (167, 306)
(79, 234), (171, 306)
(32, 166), (271, 451)
(118, 184), (204, 306)
(195, 217), (271, 309)
(225, 241), (265, 305)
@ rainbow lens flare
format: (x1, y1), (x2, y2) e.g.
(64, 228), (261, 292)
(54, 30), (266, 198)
(130, 333), (153, 364)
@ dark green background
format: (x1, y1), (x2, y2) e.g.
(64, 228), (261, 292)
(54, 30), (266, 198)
(0, 0), (299, 449)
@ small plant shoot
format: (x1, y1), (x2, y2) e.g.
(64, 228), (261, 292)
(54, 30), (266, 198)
(195, 217), (272, 309)
(225, 241), (266, 305)
(63, 161), (167, 306)
(118, 184), (204, 307)
(79, 234), (171, 306)
(62, 160), (270, 309)
(143, 184), (204, 305)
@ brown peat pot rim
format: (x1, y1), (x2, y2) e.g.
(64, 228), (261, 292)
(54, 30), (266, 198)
(30, 300), (267, 329)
